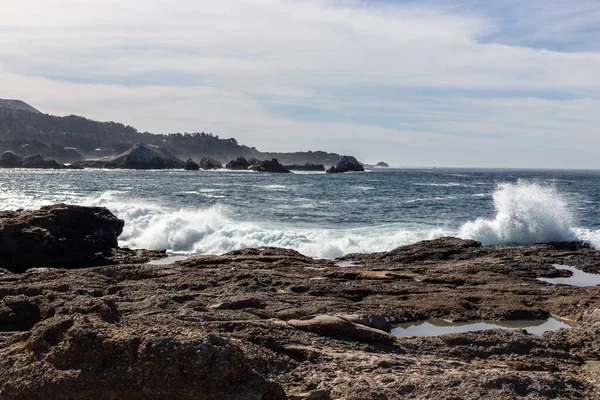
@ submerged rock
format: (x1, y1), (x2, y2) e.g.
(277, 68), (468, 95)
(73, 143), (185, 169)
(184, 158), (200, 170)
(326, 155), (364, 173)
(199, 157), (223, 170)
(250, 159), (291, 173)
(0, 204), (124, 272)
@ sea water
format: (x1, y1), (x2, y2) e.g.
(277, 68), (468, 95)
(2, 168), (600, 258)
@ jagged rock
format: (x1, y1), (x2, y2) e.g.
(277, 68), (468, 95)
(0, 204), (124, 272)
(184, 158), (200, 170)
(0, 152), (68, 169)
(286, 315), (395, 344)
(73, 143), (184, 169)
(250, 159), (291, 173)
(21, 155), (66, 169)
(0, 151), (23, 167)
(226, 157), (251, 170)
(0, 315), (286, 400)
(284, 163), (325, 171)
(199, 157), (223, 170)
(326, 156), (364, 173)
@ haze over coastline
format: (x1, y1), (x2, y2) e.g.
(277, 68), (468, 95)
(1, 0), (600, 168)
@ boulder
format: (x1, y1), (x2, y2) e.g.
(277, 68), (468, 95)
(326, 156), (365, 173)
(376, 162), (390, 168)
(286, 315), (395, 344)
(226, 157), (251, 170)
(199, 157), (223, 170)
(284, 163), (325, 171)
(0, 204), (124, 272)
(73, 143), (185, 169)
(184, 158), (200, 170)
(21, 155), (66, 169)
(0, 151), (24, 167)
(250, 159), (291, 173)
(0, 152), (68, 169)
(0, 315), (286, 400)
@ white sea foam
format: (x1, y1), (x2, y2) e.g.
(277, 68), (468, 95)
(459, 181), (579, 244)
(83, 191), (451, 258)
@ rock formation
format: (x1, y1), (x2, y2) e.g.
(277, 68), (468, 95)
(225, 156), (251, 170)
(284, 163), (325, 171)
(199, 157), (223, 170)
(376, 161), (389, 168)
(326, 155), (365, 173)
(0, 151), (70, 169)
(73, 143), (185, 169)
(184, 158), (200, 170)
(250, 159), (291, 173)
(2, 211), (600, 398)
(0, 204), (124, 272)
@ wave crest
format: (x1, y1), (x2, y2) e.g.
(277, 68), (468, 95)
(459, 181), (577, 244)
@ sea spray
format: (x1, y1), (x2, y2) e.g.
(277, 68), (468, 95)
(83, 190), (451, 258)
(459, 181), (578, 244)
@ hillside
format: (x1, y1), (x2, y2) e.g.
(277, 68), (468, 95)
(0, 99), (41, 114)
(0, 101), (345, 165)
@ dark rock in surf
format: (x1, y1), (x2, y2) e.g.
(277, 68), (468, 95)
(72, 143), (185, 169)
(250, 159), (291, 173)
(21, 155), (66, 169)
(376, 162), (390, 168)
(0, 151), (24, 168)
(199, 157), (223, 170)
(226, 157), (251, 170)
(326, 155), (365, 173)
(184, 158), (200, 170)
(0, 152), (69, 169)
(0, 204), (124, 273)
(284, 163), (325, 171)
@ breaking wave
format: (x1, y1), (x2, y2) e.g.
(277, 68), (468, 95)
(459, 181), (579, 244)
(83, 191), (451, 259)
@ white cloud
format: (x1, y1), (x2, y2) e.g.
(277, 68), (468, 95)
(0, 0), (599, 168)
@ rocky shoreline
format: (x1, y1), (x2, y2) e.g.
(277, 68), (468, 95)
(1, 206), (600, 398)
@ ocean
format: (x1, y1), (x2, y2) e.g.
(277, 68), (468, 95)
(2, 168), (600, 259)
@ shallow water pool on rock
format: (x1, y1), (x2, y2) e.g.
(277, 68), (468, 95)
(147, 255), (189, 265)
(537, 265), (600, 287)
(391, 317), (577, 337)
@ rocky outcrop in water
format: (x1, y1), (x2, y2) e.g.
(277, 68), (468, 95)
(2, 229), (600, 398)
(0, 204), (124, 272)
(326, 155), (365, 173)
(376, 161), (389, 168)
(73, 143), (185, 169)
(184, 158), (200, 170)
(284, 163), (325, 171)
(250, 159), (291, 173)
(225, 156), (251, 170)
(199, 157), (223, 170)
(0, 151), (71, 169)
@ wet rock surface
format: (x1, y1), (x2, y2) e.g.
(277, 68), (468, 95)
(199, 156), (223, 170)
(1, 238), (600, 398)
(0, 204), (124, 272)
(326, 155), (365, 173)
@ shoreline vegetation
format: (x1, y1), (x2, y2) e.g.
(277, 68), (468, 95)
(1, 205), (600, 398)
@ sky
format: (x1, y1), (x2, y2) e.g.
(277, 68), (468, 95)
(1, 0), (600, 168)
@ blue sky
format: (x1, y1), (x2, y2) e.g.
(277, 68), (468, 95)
(1, 0), (600, 167)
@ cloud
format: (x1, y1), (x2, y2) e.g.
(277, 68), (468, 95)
(0, 0), (599, 167)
